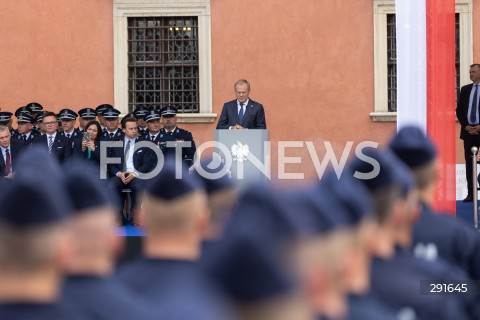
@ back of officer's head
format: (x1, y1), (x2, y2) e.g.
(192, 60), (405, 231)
(389, 125), (438, 192)
(191, 155), (237, 238)
(348, 147), (413, 223)
(142, 157), (206, 233)
(64, 161), (119, 265)
(0, 147), (70, 273)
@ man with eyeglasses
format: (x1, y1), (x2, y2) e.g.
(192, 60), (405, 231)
(0, 125), (25, 179)
(32, 112), (72, 164)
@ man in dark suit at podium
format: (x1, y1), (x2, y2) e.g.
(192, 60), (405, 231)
(216, 79), (267, 130)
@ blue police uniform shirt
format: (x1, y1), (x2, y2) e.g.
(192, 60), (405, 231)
(347, 293), (400, 320)
(0, 302), (86, 320)
(370, 246), (475, 320)
(62, 275), (156, 320)
(411, 202), (480, 281)
(116, 258), (237, 320)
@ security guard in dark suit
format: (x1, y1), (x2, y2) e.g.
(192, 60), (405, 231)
(390, 125), (480, 281)
(14, 113), (40, 146)
(100, 108), (125, 142)
(158, 106), (196, 166)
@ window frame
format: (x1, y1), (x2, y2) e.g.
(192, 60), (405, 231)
(114, 0), (215, 123)
(371, 0), (472, 122)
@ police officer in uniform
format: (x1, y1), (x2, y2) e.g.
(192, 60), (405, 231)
(0, 112), (16, 136)
(58, 109), (82, 144)
(100, 108), (124, 142)
(78, 108), (97, 132)
(14, 112), (40, 146)
(24, 102), (44, 120)
(96, 104), (114, 133)
(158, 106), (196, 166)
(143, 109), (162, 144)
(133, 105), (150, 136)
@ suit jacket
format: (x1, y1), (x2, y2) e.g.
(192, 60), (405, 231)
(32, 133), (73, 164)
(108, 138), (155, 178)
(216, 99), (267, 129)
(0, 139), (25, 177)
(456, 83), (477, 140)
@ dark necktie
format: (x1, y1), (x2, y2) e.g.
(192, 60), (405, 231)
(109, 133), (114, 139)
(238, 103), (244, 122)
(167, 131), (173, 135)
(123, 140), (131, 171)
(4, 149), (11, 176)
(151, 135), (155, 141)
(470, 85), (479, 124)
(66, 133), (71, 139)
(22, 135), (27, 142)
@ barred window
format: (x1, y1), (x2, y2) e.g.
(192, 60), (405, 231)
(386, 13), (460, 112)
(387, 14), (397, 112)
(128, 17), (199, 113)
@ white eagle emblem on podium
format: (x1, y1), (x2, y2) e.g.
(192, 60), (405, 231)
(231, 141), (250, 162)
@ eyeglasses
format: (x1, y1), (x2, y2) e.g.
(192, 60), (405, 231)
(43, 121), (57, 125)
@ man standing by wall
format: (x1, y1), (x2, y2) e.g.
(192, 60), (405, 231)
(456, 63), (480, 202)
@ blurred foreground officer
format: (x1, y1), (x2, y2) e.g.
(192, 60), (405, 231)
(0, 125), (26, 179)
(61, 162), (155, 320)
(203, 183), (317, 320)
(116, 159), (237, 320)
(32, 112), (73, 163)
(192, 155), (237, 242)
(0, 148), (84, 319)
(350, 148), (474, 320)
(159, 106), (196, 166)
(390, 126), (480, 281)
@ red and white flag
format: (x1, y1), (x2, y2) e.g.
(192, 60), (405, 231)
(395, 0), (456, 214)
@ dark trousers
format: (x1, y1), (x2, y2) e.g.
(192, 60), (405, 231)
(463, 135), (480, 196)
(110, 176), (144, 224)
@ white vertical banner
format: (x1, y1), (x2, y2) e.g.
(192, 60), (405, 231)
(395, 0), (427, 132)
